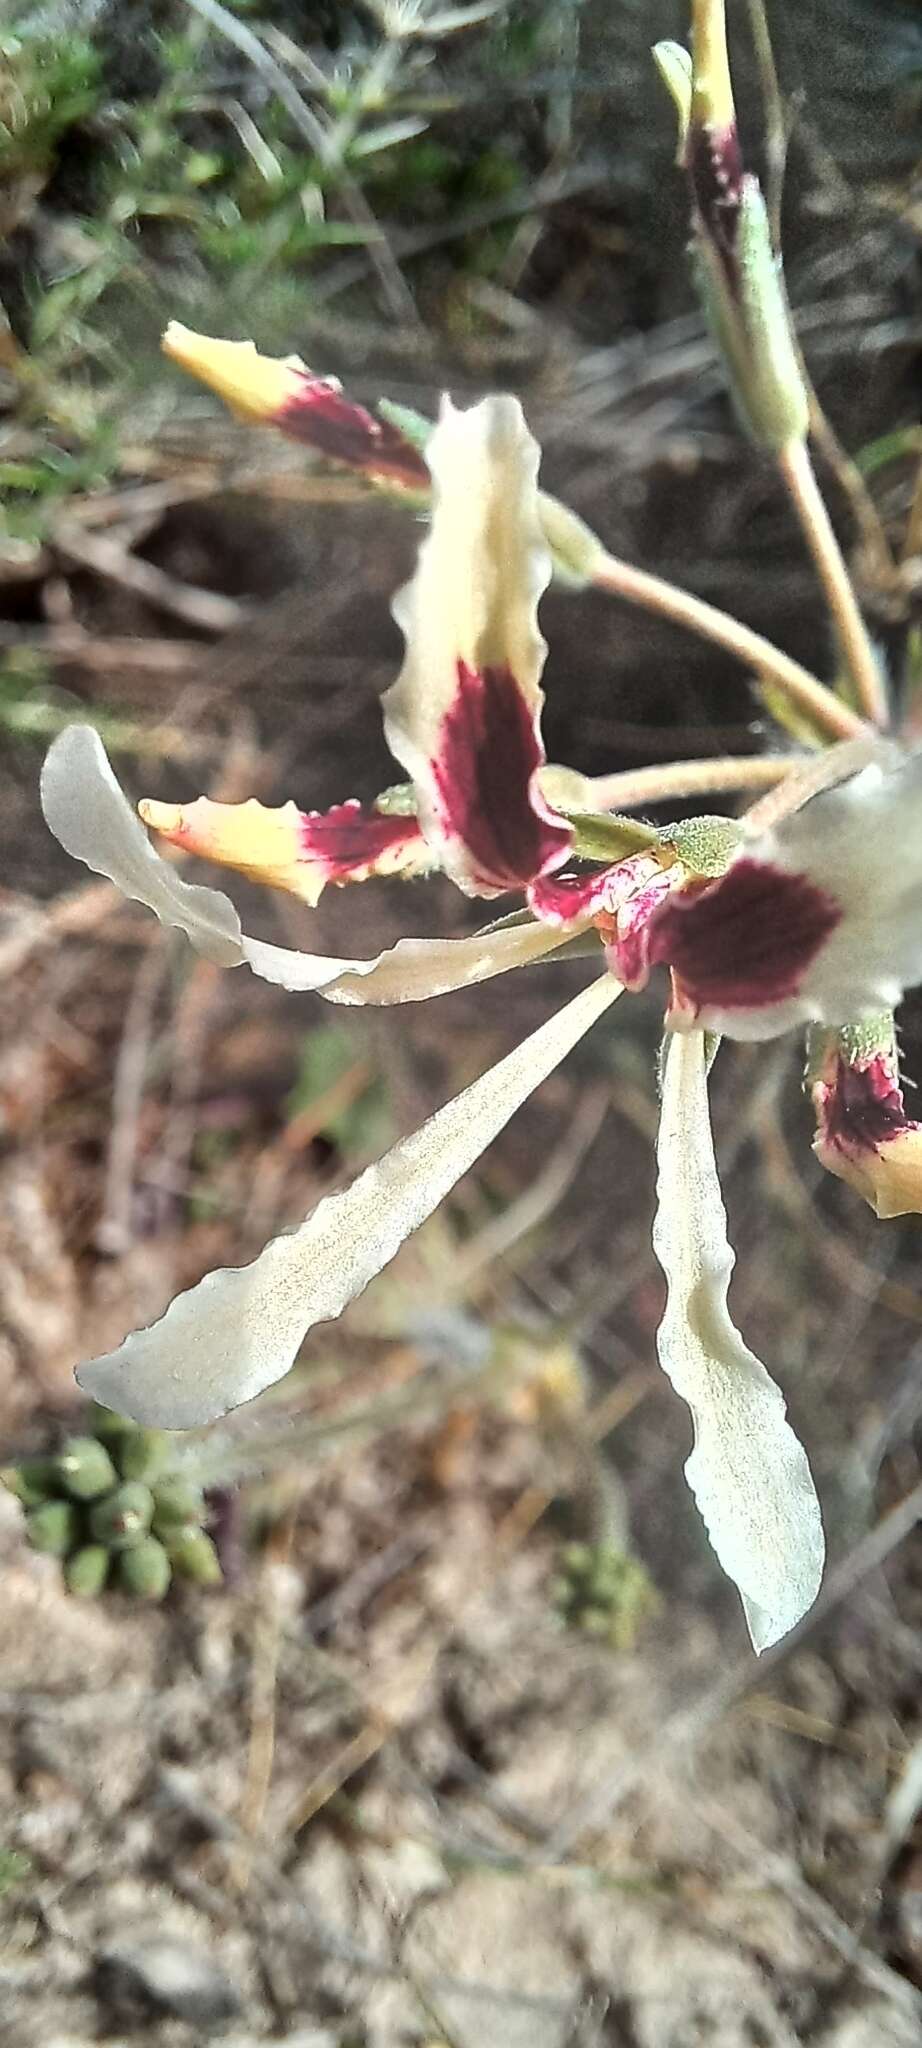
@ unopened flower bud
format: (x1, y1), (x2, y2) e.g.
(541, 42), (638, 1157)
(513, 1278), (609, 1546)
(164, 1526), (222, 1586)
(654, 0), (809, 453)
(26, 1499), (78, 1557)
(534, 493), (605, 590)
(56, 1435), (118, 1501)
(116, 1427), (170, 1484)
(2, 1457), (57, 1508)
(807, 1017), (922, 1218)
(150, 1475), (206, 1533)
(83, 1400), (134, 1441)
(89, 1481), (154, 1549)
(65, 1545), (110, 1597)
(162, 323), (431, 493)
(117, 1535), (172, 1601)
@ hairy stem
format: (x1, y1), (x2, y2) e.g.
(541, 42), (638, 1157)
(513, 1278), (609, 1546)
(777, 438), (889, 728)
(583, 754), (811, 812)
(589, 550), (866, 744)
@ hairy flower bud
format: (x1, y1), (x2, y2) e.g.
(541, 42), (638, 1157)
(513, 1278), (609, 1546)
(115, 1428), (171, 1484)
(26, 1499), (78, 1557)
(89, 1481), (154, 1549)
(56, 1435), (118, 1501)
(65, 1545), (110, 1598)
(164, 1526), (223, 1586)
(2, 1457), (56, 1508)
(654, 0), (808, 452)
(151, 1474), (206, 1532)
(118, 1536), (172, 1601)
(807, 1017), (922, 1218)
(162, 323), (431, 492)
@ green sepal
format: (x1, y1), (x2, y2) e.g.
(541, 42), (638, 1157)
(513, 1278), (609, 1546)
(652, 40), (692, 160)
(376, 398), (432, 453)
(804, 1013), (896, 1089)
(536, 493), (605, 590)
(657, 813), (741, 877)
(693, 180), (809, 454)
(373, 782), (418, 819)
(26, 1499), (78, 1557)
(565, 811), (660, 862)
(118, 1536), (172, 1601)
(65, 1545), (110, 1597)
(88, 1481), (154, 1550)
(56, 1436), (118, 1501)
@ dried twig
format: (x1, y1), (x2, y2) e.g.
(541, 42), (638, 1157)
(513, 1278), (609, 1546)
(53, 519), (244, 634)
(0, 879), (118, 979)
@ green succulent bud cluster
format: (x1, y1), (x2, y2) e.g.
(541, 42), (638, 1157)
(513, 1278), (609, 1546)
(550, 1541), (659, 1652)
(1, 1404), (222, 1601)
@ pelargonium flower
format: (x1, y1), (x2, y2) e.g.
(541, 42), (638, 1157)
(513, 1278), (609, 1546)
(40, 392), (922, 1651)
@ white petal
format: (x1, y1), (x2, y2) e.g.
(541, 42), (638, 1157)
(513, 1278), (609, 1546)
(41, 724), (245, 968)
(384, 394), (569, 892)
(703, 749), (922, 1038)
(40, 727), (568, 1005)
(76, 972), (623, 1426)
(653, 1031), (824, 1650)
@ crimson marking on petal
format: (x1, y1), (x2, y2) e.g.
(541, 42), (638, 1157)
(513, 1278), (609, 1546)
(822, 1054), (911, 1156)
(299, 804), (425, 883)
(432, 660), (572, 892)
(529, 869), (618, 925)
(647, 857), (841, 1013)
(277, 381), (430, 488)
(687, 122), (746, 280)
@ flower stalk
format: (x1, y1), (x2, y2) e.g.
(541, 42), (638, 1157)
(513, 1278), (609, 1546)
(657, 0), (889, 731)
(777, 437), (890, 731)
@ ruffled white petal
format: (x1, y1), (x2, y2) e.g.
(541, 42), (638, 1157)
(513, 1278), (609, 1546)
(653, 1031), (825, 1650)
(701, 748), (922, 1039)
(40, 727), (569, 1005)
(384, 394), (567, 891)
(76, 972), (622, 1426)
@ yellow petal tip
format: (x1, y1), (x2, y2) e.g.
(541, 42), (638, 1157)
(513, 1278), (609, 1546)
(139, 798), (184, 835)
(160, 322), (308, 424)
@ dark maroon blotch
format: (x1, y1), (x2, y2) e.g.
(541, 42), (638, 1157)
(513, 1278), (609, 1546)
(687, 122), (745, 280)
(647, 857), (841, 1012)
(824, 1055), (909, 1155)
(279, 380), (430, 488)
(434, 661), (571, 890)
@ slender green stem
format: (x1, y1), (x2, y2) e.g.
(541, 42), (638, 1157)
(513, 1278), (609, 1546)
(589, 549), (866, 744)
(777, 437), (890, 728)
